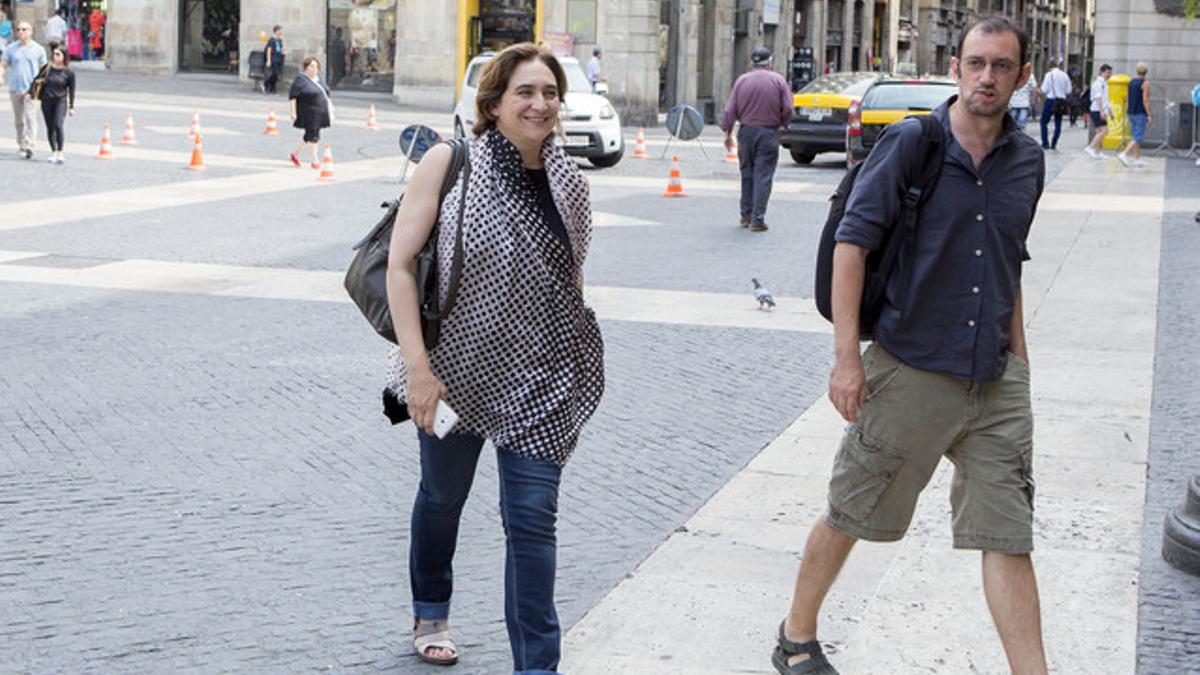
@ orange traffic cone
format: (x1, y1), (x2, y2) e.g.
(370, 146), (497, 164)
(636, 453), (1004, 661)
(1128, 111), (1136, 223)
(187, 133), (206, 171)
(725, 133), (739, 163)
(188, 110), (201, 138)
(263, 107), (280, 135)
(120, 113), (138, 145)
(317, 144), (335, 181)
(631, 127), (649, 159)
(365, 104), (378, 130)
(661, 155), (687, 197)
(95, 123), (114, 159)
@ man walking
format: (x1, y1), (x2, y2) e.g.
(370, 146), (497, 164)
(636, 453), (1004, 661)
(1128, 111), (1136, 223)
(45, 8), (66, 46)
(586, 46), (604, 92)
(772, 16), (1047, 675)
(1038, 58), (1070, 149)
(1084, 64), (1112, 160)
(1118, 62), (1152, 168)
(722, 47), (791, 233)
(263, 25), (285, 94)
(1, 22), (46, 159)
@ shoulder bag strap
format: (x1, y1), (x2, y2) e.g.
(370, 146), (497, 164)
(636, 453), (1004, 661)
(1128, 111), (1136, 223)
(435, 140), (471, 321)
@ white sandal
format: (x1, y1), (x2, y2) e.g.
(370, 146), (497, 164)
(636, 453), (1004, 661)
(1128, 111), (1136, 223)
(413, 619), (458, 666)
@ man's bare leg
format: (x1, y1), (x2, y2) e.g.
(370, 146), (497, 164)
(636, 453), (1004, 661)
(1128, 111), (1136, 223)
(981, 551), (1048, 675)
(781, 518), (857, 666)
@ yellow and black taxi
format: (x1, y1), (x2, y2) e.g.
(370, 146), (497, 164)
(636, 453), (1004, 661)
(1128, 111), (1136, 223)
(846, 78), (958, 166)
(780, 72), (883, 164)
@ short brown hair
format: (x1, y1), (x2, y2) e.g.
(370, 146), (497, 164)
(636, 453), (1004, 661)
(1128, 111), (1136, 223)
(472, 43), (567, 137)
(957, 14), (1028, 67)
(302, 56), (321, 71)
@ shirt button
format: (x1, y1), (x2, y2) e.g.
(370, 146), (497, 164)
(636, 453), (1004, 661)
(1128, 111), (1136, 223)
(976, 180), (984, 187)
(976, 213), (984, 221)
(968, 320), (976, 327)
(972, 286), (980, 294)
(975, 249), (983, 257)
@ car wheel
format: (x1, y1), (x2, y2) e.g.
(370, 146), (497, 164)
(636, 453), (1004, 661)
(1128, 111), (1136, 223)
(590, 150), (623, 168)
(453, 117), (465, 140)
(789, 148), (816, 165)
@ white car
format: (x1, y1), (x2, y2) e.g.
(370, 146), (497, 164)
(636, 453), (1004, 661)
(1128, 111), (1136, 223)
(453, 53), (624, 168)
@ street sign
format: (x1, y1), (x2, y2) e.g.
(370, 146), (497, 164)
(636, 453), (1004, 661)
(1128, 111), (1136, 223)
(398, 124), (444, 163)
(398, 124), (444, 183)
(665, 104), (704, 141)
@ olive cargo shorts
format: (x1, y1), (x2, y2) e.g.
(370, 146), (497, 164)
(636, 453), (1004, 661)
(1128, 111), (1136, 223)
(826, 343), (1035, 553)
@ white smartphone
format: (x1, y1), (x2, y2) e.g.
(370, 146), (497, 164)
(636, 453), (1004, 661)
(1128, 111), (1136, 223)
(433, 399), (459, 440)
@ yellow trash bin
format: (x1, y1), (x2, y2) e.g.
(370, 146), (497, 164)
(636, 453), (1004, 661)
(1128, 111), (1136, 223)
(1103, 73), (1130, 150)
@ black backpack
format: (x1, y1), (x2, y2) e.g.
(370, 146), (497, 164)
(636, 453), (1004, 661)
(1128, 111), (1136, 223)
(814, 115), (945, 339)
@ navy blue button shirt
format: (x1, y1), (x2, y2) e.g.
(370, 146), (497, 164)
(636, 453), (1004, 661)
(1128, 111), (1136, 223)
(835, 97), (1045, 382)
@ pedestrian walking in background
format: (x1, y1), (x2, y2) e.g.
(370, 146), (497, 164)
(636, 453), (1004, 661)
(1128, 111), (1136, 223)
(2, 22), (47, 159)
(36, 42), (73, 165)
(1084, 64), (1112, 160)
(1009, 72), (1036, 128)
(1067, 82), (1086, 127)
(773, 17), (1048, 675)
(1118, 62), (1152, 168)
(0, 5), (11, 53)
(383, 42), (604, 673)
(1038, 58), (1071, 149)
(586, 46), (604, 91)
(44, 8), (66, 47)
(287, 56), (332, 169)
(329, 27), (346, 87)
(263, 25), (285, 94)
(722, 47), (792, 232)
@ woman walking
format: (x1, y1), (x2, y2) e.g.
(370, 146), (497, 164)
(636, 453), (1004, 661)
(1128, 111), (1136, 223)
(37, 43), (73, 164)
(383, 42), (604, 673)
(287, 56), (332, 169)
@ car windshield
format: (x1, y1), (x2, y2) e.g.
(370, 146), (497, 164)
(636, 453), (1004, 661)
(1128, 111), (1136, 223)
(800, 73), (877, 96)
(862, 82), (957, 110)
(559, 60), (592, 95)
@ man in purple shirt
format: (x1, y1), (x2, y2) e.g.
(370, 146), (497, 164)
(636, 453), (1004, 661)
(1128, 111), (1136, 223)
(722, 47), (792, 232)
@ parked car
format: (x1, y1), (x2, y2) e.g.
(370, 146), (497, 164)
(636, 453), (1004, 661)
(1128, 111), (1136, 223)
(845, 78), (958, 167)
(780, 72), (883, 164)
(453, 53), (625, 168)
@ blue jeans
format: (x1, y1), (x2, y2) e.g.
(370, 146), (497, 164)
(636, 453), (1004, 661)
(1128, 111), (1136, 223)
(1039, 99), (1063, 148)
(737, 125), (780, 225)
(1129, 113), (1148, 144)
(1010, 107), (1029, 129)
(409, 430), (563, 674)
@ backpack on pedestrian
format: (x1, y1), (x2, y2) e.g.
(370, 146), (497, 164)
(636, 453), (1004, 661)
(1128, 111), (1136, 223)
(814, 115), (945, 339)
(344, 139), (470, 346)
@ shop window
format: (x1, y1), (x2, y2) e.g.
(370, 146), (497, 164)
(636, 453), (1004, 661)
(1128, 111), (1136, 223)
(567, 0), (596, 43)
(60, 0), (106, 61)
(328, 0), (396, 92)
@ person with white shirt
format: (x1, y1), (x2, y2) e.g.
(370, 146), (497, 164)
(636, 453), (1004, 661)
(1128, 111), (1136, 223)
(1009, 75), (1037, 128)
(1084, 64), (1112, 159)
(586, 46), (604, 91)
(44, 9), (66, 45)
(1038, 59), (1071, 149)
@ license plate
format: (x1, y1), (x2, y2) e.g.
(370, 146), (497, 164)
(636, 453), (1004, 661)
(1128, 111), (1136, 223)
(564, 135), (591, 148)
(806, 107), (832, 121)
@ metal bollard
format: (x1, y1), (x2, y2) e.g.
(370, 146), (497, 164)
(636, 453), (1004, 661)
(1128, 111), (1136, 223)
(1163, 475), (1200, 576)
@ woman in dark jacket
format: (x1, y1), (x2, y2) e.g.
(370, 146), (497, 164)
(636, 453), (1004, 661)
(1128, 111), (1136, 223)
(35, 43), (74, 165)
(288, 56), (333, 169)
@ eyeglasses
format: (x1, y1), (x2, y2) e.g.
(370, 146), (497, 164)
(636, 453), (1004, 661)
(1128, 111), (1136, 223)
(961, 57), (1019, 76)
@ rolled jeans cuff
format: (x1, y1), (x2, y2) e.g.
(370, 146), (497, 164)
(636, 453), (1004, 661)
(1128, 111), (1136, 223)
(412, 599), (450, 621)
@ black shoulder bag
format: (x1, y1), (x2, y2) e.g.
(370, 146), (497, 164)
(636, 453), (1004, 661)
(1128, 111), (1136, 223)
(344, 139), (470, 346)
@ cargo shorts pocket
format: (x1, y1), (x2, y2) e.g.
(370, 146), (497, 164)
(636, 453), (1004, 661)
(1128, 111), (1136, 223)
(828, 425), (908, 522)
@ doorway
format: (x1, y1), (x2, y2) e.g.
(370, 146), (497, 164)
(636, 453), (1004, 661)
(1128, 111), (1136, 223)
(179, 0), (240, 73)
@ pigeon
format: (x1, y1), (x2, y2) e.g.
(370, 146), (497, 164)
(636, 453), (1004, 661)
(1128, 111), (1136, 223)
(752, 278), (776, 309)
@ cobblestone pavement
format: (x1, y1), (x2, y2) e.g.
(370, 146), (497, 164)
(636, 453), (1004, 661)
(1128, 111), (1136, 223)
(1136, 158), (1200, 673)
(0, 70), (835, 674)
(0, 69), (1108, 674)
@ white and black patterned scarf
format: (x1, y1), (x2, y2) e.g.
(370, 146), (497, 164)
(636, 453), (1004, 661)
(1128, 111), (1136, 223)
(387, 129), (605, 465)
